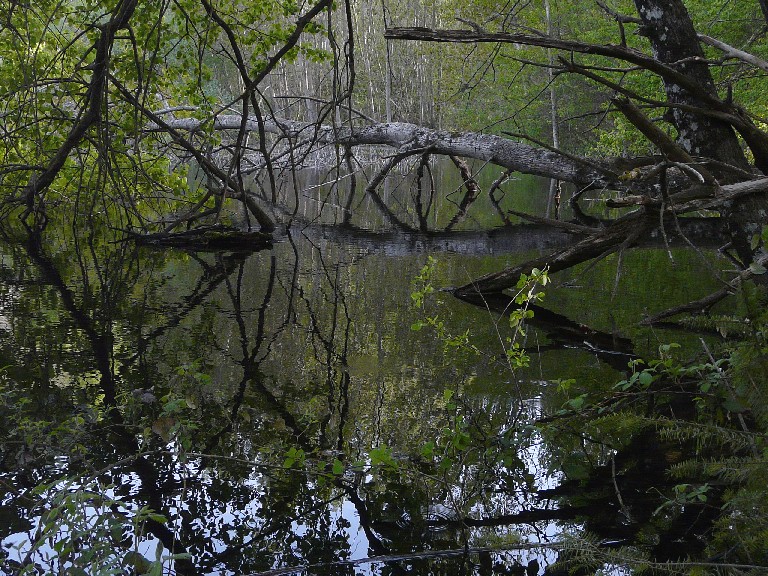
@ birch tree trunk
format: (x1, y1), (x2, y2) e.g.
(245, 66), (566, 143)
(544, 0), (560, 219)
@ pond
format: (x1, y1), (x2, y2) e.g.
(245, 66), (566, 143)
(0, 166), (736, 575)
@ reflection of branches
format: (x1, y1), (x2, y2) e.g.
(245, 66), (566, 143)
(414, 153), (434, 231)
(241, 542), (562, 576)
(340, 484), (398, 558)
(489, 169), (513, 225)
(201, 253), (305, 454)
(457, 291), (636, 371)
(364, 152), (418, 231)
(20, 229), (199, 575)
(445, 156), (483, 231)
(291, 231), (353, 451)
(121, 251), (251, 372)
(24, 231), (121, 412)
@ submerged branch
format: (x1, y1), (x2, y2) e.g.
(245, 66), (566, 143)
(641, 253), (768, 325)
(455, 178), (768, 296)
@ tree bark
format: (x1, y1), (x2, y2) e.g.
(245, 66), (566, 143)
(760, 0), (768, 25)
(633, 0), (768, 268)
(632, 0), (750, 174)
(157, 115), (616, 188)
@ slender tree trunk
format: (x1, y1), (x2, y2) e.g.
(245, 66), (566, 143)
(759, 0), (768, 25)
(382, 0), (393, 123)
(385, 39), (393, 122)
(544, 0), (560, 219)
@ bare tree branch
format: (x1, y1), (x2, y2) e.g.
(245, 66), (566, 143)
(698, 34), (768, 73)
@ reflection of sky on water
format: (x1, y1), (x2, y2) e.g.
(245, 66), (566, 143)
(0, 365), (578, 575)
(1, 429), (568, 575)
(341, 500), (370, 562)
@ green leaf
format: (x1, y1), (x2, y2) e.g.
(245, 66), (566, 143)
(370, 445), (398, 470)
(123, 551), (153, 573)
(420, 441), (435, 459)
(566, 394), (587, 411)
(562, 459), (590, 480)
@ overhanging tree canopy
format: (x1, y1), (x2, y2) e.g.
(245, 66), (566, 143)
(2, 0), (768, 319)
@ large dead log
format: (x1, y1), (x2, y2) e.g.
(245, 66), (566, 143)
(454, 178), (768, 296)
(154, 116), (617, 188)
(128, 225), (272, 251)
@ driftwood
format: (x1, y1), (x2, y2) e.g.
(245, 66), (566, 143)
(128, 225), (272, 251)
(454, 178), (768, 297)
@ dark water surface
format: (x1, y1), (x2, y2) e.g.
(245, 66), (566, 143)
(0, 171), (732, 574)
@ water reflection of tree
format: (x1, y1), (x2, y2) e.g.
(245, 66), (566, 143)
(3, 218), (719, 575)
(4, 229), (198, 574)
(0, 223), (379, 573)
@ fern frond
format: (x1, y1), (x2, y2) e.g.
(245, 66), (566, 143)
(666, 457), (704, 479)
(654, 417), (759, 452)
(679, 314), (754, 338)
(668, 457), (768, 484)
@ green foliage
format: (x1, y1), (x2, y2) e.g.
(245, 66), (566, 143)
(283, 446), (306, 469)
(410, 256), (480, 358)
(0, 353), (205, 572)
(0, 0), (331, 233)
(542, 288), (768, 569)
(8, 478), (189, 575)
(653, 482), (710, 515)
(411, 257), (548, 372)
(368, 445), (399, 471)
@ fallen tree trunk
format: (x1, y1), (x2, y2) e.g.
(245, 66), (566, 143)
(454, 178), (768, 296)
(127, 225), (272, 251)
(154, 115), (617, 189)
(454, 212), (653, 296)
